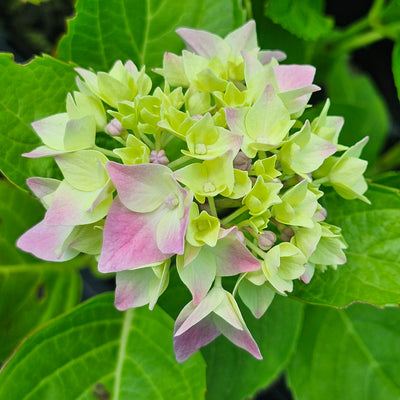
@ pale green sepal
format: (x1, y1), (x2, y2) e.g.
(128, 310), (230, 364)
(243, 176), (282, 216)
(31, 113), (69, 150)
(63, 115), (96, 151)
(64, 220), (105, 255)
(158, 107), (196, 141)
(186, 203), (220, 247)
(238, 277), (275, 319)
(184, 88), (212, 116)
(97, 72), (134, 108)
(66, 91), (107, 131)
(221, 169), (252, 199)
(113, 134), (150, 165)
(291, 222), (322, 258)
(173, 153), (235, 201)
(55, 150), (109, 192)
(309, 223), (347, 267)
(272, 180), (318, 228)
(252, 155), (281, 181)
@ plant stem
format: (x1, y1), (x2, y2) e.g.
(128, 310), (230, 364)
(214, 276), (222, 288)
(245, 238), (266, 259)
(140, 132), (155, 149)
(221, 205), (248, 226)
(207, 196), (218, 218)
(93, 145), (120, 159)
(168, 155), (192, 170)
(334, 30), (384, 54)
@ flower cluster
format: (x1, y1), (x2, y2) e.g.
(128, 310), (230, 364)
(17, 21), (369, 362)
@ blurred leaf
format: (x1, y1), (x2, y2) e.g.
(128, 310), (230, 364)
(0, 179), (43, 264)
(203, 296), (304, 400)
(393, 40), (400, 100)
(252, 0), (316, 67)
(56, 0), (245, 72)
(0, 54), (76, 189)
(0, 261), (82, 363)
(292, 184), (400, 308)
(325, 58), (389, 165)
(264, 0), (334, 41)
(0, 293), (206, 400)
(372, 171), (400, 189)
(287, 303), (400, 400)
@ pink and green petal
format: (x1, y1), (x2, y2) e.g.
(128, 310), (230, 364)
(106, 162), (179, 213)
(44, 181), (112, 226)
(98, 197), (171, 273)
(212, 227), (261, 276)
(16, 220), (78, 262)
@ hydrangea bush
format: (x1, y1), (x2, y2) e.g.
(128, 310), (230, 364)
(17, 21), (368, 362)
(1, 1), (400, 399)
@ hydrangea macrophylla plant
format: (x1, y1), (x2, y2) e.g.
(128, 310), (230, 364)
(17, 20), (369, 362)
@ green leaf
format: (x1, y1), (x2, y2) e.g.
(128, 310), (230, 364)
(0, 262), (82, 363)
(373, 171), (400, 189)
(292, 184), (400, 308)
(252, 0), (311, 65)
(393, 40), (400, 100)
(0, 293), (206, 400)
(287, 303), (400, 400)
(325, 58), (389, 165)
(0, 54), (77, 189)
(264, 0), (334, 41)
(202, 296), (304, 400)
(56, 0), (245, 72)
(0, 179), (43, 264)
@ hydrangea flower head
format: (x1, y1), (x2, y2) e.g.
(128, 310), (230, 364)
(17, 20), (369, 363)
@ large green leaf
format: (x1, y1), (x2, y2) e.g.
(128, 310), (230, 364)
(0, 179), (44, 264)
(264, 0), (333, 41)
(56, 0), (245, 71)
(292, 184), (400, 308)
(202, 296), (304, 400)
(287, 303), (400, 400)
(0, 262), (82, 363)
(0, 293), (206, 400)
(0, 54), (77, 189)
(325, 58), (389, 165)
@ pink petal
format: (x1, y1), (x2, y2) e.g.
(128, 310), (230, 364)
(176, 28), (229, 60)
(26, 177), (60, 200)
(258, 50), (286, 64)
(156, 189), (192, 255)
(225, 20), (257, 54)
(174, 303), (220, 363)
(175, 288), (225, 336)
(115, 268), (155, 310)
(214, 316), (262, 359)
(98, 197), (171, 273)
(22, 146), (69, 158)
(273, 65), (316, 92)
(212, 227), (261, 276)
(44, 181), (112, 226)
(106, 162), (178, 213)
(16, 220), (78, 262)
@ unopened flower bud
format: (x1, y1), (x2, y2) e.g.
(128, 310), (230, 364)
(233, 151), (252, 171)
(281, 227), (294, 242)
(258, 231), (276, 250)
(149, 150), (169, 165)
(314, 207), (327, 222)
(106, 118), (124, 136)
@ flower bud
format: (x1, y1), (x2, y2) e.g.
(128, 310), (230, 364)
(281, 227), (294, 242)
(314, 207), (327, 222)
(233, 151), (252, 171)
(106, 118), (124, 136)
(149, 150), (169, 165)
(258, 231), (276, 250)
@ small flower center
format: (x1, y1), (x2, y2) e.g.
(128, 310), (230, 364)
(164, 193), (179, 209)
(195, 144), (207, 155)
(203, 182), (216, 193)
